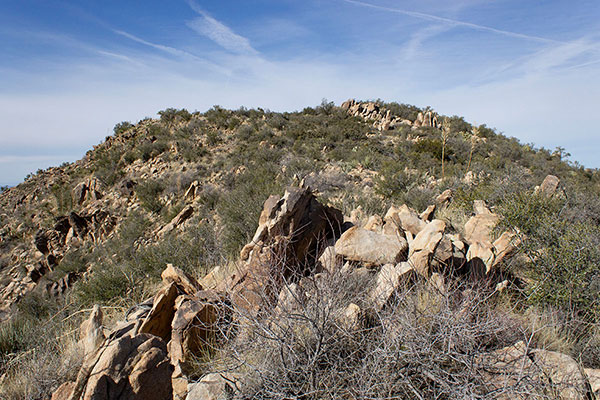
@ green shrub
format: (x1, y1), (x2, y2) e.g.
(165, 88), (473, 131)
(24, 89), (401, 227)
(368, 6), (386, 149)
(50, 182), (73, 214)
(218, 165), (283, 257)
(113, 121), (133, 135)
(136, 179), (165, 213)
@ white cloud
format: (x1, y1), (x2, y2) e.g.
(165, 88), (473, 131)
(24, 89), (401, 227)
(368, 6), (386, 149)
(342, 0), (561, 44)
(186, 1), (258, 55)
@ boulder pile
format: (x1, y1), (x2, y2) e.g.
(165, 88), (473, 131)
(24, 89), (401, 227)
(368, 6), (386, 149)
(341, 99), (441, 131)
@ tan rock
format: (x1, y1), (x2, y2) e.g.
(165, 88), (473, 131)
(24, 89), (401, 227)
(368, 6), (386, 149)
(318, 246), (342, 273)
(186, 373), (241, 400)
(363, 215), (383, 232)
(384, 205), (426, 236)
(51, 381), (75, 400)
(169, 292), (225, 376)
(435, 189), (453, 205)
(466, 241), (495, 274)
(539, 174), (560, 196)
(138, 283), (178, 341)
(585, 368), (600, 395)
(334, 226), (408, 266)
(492, 231), (521, 268)
(229, 187), (343, 314)
(161, 263), (202, 295)
(419, 204), (436, 221)
(156, 205), (194, 237)
(339, 303), (361, 330)
(370, 262), (414, 310)
(79, 304), (105, 359)
(82, 334), (173, 400)
(530, 349), (588, 399)
(408, 220), (446, 276)
(409, 219), (446, 255)
(463, 213), (499, 245)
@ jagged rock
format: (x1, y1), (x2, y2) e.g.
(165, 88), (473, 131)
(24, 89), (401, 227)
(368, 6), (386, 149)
(538, 174), (560, 196)
(335, 226), (408, 266)
(435, 189), (453, 206)
(138, 282), (178, 341)
(384, 204), (426, 236)
(82, 333), (173, 400)
(184, 180), (201, 202)
(419, 204), (436, 221)
(370, 262), (414, 310)
(363, 215), (383, 232)
(408, 220), (446, 276)
(585, 369), (600, 395)
(492, 231), (520, 268)
(72, 177), (103, 206)
(162, 263), (202, 296)
(230, 187), (342, 313)
(79, 304), (105, 358)
(478, 341), (591, 400)
(51, 381), (76, 400)
(186, 373), (241, 400)
(317, 246), (342, 273)
(156, 205), (194, 237)
(169, 292), (228, 400)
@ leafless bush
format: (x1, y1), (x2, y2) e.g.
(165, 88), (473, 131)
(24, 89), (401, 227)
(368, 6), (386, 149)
(195, 259), (567, 400)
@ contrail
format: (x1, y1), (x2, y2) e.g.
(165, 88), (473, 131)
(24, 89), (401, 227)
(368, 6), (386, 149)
(342, 0), (563, 45)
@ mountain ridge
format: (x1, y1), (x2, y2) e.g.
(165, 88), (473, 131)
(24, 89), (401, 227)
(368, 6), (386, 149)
(1, 99), (599, 399)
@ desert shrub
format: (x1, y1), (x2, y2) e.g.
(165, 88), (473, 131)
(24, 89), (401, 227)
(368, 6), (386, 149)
(113, 121), (133, 135)
(50, 181), (73, 214)
(0, 303), (82, 400)
(212, 269), (539, 399)
(91, 147), (125, 186)
(158, 107), (192, 126)
(218, 165), (284, 258)
(136, 179), (165, 213)
(499, 189), (600, 326)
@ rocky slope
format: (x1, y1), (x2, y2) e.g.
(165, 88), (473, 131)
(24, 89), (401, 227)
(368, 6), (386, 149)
(49, 184), (600, 399)
(1, 99), (600, 399)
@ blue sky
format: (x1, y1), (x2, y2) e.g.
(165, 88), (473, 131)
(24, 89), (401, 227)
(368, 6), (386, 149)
(1, 0), (599, 186)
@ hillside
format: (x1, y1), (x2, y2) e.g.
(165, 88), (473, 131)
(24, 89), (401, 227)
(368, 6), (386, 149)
(1, 99), (600, 399)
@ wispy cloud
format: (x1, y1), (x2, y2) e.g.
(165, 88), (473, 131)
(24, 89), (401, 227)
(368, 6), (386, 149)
(342, 0), (562, 44)
(186, 1), (258, 55)
(401, 24), (451, 61)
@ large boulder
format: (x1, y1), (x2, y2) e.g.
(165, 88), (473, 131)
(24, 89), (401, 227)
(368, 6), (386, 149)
(334, 226), (408, 266)
(156, 205), (194, 238)
(79, 304), (105, 359)
(162, 264), (202, 296)
(81, 333), (173, 400)
(369, 262), (415, 310)
(230, 187), (343, 313)
(169, 291), (229, 399)
(538, 174), (560, 196)
(384, 205), (426, 236)
(138, 283), (179, 341)
(408, 219), (446, 276)
(186, 373), (241, 400)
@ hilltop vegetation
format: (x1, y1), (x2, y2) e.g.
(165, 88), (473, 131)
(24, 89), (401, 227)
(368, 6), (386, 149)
(0, 99), (599, 399)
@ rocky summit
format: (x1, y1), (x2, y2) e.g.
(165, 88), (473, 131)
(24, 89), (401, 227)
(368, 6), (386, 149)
(1, 100), (600, 399)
